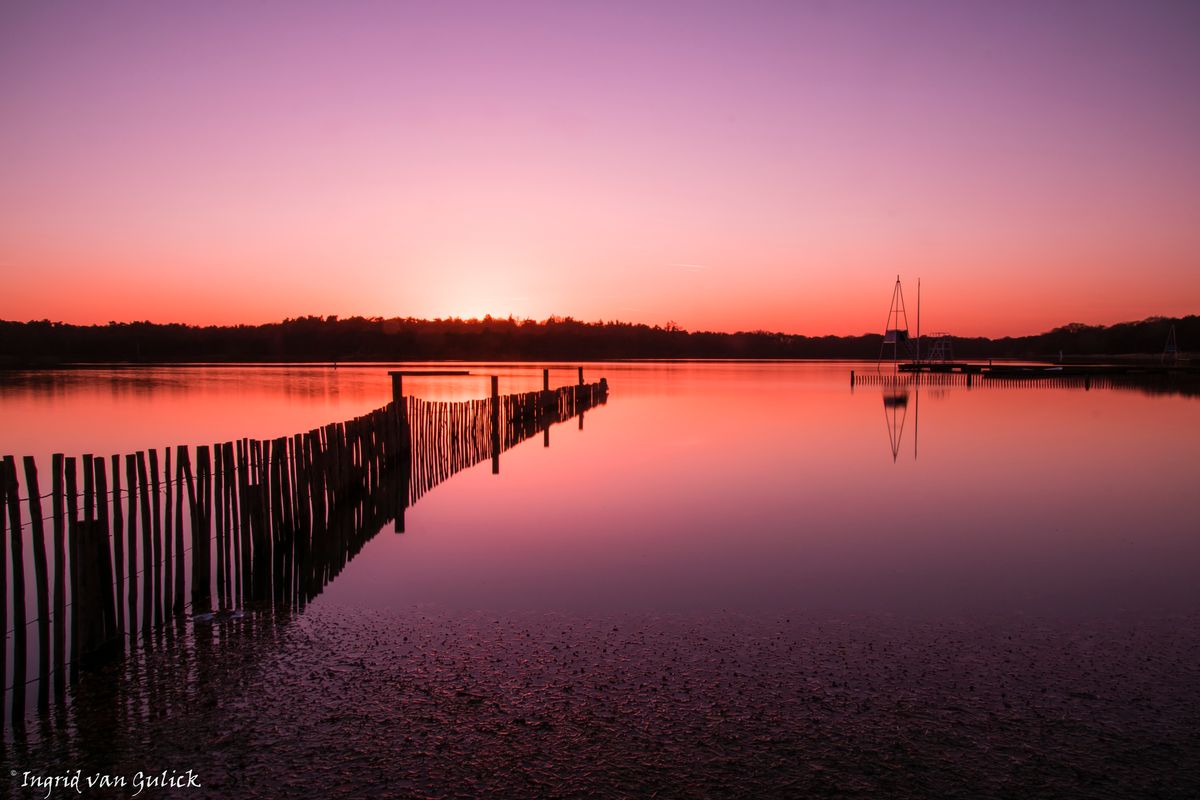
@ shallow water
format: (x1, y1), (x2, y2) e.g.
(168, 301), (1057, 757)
(2, 362), (1198, 797)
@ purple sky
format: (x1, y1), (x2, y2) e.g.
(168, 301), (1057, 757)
(2, 0), (1198, 335)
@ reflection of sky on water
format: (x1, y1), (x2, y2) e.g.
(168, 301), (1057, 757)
(3, 362), (1198, 620)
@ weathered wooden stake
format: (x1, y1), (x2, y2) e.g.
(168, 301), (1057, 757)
(65, 456), (80, 681)
(148, 449), (163, 628)
(0, 460), (8, 731)
(135, 452), (152, 635)
(110, 454), (124, 637)
(52, 453), (66, 698)
(2, 457), (22, 726)
(196, 445), (212, 613)
(214, 443), (226, 610)
(124, 454), (138, 642)
(24, 456), (52, 712)
(164, 447), (174, 615)
(174, 446), (186, 613)
(92, 457), (117, 647)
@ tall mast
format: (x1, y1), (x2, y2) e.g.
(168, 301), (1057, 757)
(916, 278), (921, 366)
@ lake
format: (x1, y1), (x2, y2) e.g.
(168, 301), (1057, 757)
(2, 362), (1198, 797)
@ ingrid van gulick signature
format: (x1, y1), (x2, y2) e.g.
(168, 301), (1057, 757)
(13, 768), (201, 798)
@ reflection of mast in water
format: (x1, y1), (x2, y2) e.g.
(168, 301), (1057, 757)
(882, 385), (908, 462)
(914, 383), (919, 460)
(881, 381), (921, 462)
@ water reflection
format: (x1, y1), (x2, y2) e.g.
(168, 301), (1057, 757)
(3, 362), (1199, 738)
(2, 362), (1199, 797)
(862, 369), (1200, 462)
(882, 387), (910, 462)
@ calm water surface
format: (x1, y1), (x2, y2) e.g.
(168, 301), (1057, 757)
(3, 361), (1196, 619)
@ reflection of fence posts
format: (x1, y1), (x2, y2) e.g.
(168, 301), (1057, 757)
(491, 376), (501, 475)
(1, 375), (608, 731)
(543, 370), (552, 447)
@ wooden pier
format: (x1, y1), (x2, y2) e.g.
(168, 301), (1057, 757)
(0, 373), (608, 733)
(896, 361), (1196, 377)
(851, 363), (1199, 393)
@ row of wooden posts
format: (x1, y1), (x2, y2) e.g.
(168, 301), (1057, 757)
(0, 375), (608, 731)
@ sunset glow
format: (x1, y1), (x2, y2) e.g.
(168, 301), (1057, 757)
(2, 1), (1198, 336)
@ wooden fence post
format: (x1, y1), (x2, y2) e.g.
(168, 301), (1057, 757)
(23, 456), (52, 712)
(2, 457), (20, 725)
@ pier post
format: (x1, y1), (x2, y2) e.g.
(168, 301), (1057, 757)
(391, 373), (403, 404)
(850, 370), (855, 387)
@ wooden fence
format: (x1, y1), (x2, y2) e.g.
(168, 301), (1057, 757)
(0, 378), (608, 732)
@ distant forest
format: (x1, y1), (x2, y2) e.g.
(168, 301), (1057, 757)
(0, 315), (1194, 366)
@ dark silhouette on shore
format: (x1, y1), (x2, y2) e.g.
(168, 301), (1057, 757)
(1, 314), (1195, 366)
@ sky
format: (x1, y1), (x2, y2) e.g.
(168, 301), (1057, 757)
(2, 0), (1198, 337)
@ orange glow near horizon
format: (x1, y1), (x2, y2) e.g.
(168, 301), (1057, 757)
(2, 3), (1199, 338)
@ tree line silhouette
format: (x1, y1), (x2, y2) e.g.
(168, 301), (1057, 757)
(0, 314), (1194, 366)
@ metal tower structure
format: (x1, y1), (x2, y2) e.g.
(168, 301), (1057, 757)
(925, 332), (955, 363)
(878, 275), (915, 370)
